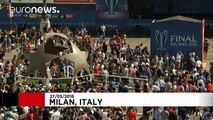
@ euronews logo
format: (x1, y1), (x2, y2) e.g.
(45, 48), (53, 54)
(10, 6), (60, 14)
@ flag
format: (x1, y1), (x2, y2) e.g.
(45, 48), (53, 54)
(65, 14), (73, 18)
(47, 14), (51, 18)
(36, 14), (43, 18)
(22, 14), (29, 18)
(51, 14), (59, 18)
(29, 14), (37, 18)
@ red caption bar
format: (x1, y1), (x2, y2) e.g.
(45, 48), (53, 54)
(18, 93), (45, 106)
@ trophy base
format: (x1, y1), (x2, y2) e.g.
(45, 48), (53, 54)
(107, 11), (117, 15)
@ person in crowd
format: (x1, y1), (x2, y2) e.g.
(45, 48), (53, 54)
(210, 62), (213, 83)
(204, 39), (209, 57)
(168, 107), (177, 120)
(142, 107), (152, 120)
(160, 107), (169, 120)
(126, 107), (136, 120)
(202, 107), (210, 120)
(50, 108), (61, 120)
(193, 108), (202, 120)
(153, 107), (161, 120)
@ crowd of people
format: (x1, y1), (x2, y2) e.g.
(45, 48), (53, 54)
(0, 23), (212, 120)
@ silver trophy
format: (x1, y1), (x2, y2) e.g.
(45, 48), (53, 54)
(155, 30), (168, 51)
(104, 0), (119, 15)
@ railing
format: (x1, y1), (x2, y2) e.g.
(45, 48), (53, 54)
(63, 65), (74, 78)
(15, 73), (148, 92)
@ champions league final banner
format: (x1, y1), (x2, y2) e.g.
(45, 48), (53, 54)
(151, 16), (204, 62)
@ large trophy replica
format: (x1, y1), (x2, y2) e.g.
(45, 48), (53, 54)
(104, 0), (119, 15)
(17, 32), (89, 78)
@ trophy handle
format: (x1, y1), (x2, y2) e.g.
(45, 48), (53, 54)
(114, 0), (119, 10)
(155, 30), (160, 48)
(105, 0), (109, 10)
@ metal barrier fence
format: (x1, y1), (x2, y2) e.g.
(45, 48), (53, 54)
(15, 73), (148, 92)
(64, 65), (74, 78)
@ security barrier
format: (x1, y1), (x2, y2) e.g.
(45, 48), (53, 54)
(15, 73), (148, 92)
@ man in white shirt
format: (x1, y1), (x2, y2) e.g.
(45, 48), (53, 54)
(195, 59), (202, 69)
(164, 78), (172, 92)
(50, 108), (61, 120)
(0, 108), (5, 120)
(124, 65), (129, 77)
(0, 60), (3, 68)
(193, 69), (199, 81)
(101, 109), (108, 120)
(160, 107), (169, 120)
(152, 85), (160, 92)
(101, 25), (106, 39)
(176, 52), (182, 64)
(155, 76), (165, 91)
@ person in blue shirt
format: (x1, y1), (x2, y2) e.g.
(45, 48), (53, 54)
(198, 83), (205, 92)
(109, 79), (116, 91)
(58, 59), (65, 77)
(202, 107), (210, 120)
(144, 64), (152, 79)
(153, 107), (161, 120)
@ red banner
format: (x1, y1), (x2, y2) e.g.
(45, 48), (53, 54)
(54, 0), (96, 4)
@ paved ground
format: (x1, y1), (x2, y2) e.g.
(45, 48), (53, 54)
(205, 38), (213, 70)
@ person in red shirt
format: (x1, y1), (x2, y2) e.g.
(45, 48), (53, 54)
(33, 107), (40, 120)
(82, 35), (88, 46)
(27, 108), (34, 120)
(182, 76), (188, 85)
(167, 107), (174, 113)
(116, 36), (123, 46)
(207, 81), (213, 92)
(126, 107), (137, 120)
(93, 62), (99, 80)
(93, 62), (99, 74)
(177, 81), (185, 92)
(189, 81), (198, 92)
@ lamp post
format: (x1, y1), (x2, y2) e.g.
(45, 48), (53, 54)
(42, 0), (47, 20)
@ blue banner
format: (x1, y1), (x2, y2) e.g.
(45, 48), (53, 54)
(150, 16), (203, 61)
